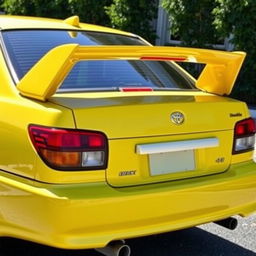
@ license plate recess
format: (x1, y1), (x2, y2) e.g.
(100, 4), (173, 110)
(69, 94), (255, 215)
(149, 150), (195, 176)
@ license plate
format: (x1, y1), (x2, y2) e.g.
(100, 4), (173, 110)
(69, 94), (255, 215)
(149, 150), (195, 176)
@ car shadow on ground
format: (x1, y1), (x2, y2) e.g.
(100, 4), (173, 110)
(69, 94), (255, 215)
(0, 227), (254, 256)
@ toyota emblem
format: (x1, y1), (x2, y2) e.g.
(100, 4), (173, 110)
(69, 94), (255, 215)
(171, 112), (184, 125)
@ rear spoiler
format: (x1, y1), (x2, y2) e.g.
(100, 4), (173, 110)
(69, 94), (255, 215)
(17, 44), (246, 101)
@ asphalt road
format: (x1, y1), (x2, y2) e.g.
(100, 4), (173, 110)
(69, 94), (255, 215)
(0, 214), (255, 256)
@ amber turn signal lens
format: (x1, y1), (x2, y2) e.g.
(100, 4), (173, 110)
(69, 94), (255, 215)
(41, 150), (81, 167)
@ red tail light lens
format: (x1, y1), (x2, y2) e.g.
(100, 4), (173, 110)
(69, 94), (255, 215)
(29, 125), (108, 170)
(235, 118), (256, 135)
(233, 118), (256, 154)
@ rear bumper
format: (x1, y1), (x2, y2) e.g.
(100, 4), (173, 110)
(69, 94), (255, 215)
(1, 161), (256, 249)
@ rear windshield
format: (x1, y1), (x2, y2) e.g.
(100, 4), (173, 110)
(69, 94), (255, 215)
(2, 30), (196, 91)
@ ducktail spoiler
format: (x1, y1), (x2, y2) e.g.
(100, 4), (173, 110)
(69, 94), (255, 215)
(17, 44), (246, 101)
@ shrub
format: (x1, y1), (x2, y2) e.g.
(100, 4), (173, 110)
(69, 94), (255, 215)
(105, 0), (158, 43)
(2, 0), (112, 25)
(162, 0), (221, 48)
(2, 0), (70, 18)
(68, 0), (112, 25)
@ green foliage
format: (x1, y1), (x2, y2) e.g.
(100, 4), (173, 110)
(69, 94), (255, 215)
(213, 0), (256, 103)
(2, 0), (112, 25)
(1, 0), (157, 41)
(105, 0), (158, 43)
(2, 0), (157, 37)
(162, 0), (221, 48)
(2, 0), (70, 18)
(67, 0), (112, 25)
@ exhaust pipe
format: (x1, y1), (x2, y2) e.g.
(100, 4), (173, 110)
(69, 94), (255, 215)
(95, 240), (131, 256)
(214, 217), (238, 230)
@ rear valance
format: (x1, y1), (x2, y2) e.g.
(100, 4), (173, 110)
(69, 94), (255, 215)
(17, 44), (246, 101)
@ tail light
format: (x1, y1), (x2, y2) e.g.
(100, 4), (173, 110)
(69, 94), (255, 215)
(233, 118), (256, 154)
(29, 125), (108, 170)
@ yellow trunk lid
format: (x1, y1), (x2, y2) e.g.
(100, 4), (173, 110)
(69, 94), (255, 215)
(51, 91), (246, 138)
(50, 91), (248, 186)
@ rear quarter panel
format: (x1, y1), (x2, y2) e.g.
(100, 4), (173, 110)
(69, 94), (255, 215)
(0, 51), (75, 179)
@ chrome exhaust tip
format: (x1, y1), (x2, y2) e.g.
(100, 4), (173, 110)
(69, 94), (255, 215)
(95, 240), (131, 256)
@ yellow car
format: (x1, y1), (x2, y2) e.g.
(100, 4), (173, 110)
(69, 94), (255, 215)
(0, 14), (256, 254)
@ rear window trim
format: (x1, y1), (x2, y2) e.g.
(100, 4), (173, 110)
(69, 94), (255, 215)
(0, 30), (20, 84)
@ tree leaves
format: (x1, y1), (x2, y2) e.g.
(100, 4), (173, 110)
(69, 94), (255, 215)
(105, 0), (158, 43)
(1, 0), (112, 25)
(162, 0), (222, 48)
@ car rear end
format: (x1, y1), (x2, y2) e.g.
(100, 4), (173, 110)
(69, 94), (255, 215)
(0, 23), (256, 250)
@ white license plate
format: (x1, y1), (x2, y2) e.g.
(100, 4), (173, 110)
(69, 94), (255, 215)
(149, 150), (195, 176)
